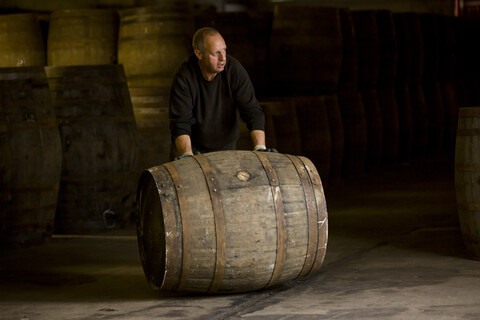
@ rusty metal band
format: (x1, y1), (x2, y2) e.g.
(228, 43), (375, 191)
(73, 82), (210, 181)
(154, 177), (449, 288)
(298, 156), (328, 275)
(151, 166), (182, 291)
(191, 154), (226, 293)
(253, 151), (287, 288)
(162, 162), (191, 291)
(286, 154), (318, 277)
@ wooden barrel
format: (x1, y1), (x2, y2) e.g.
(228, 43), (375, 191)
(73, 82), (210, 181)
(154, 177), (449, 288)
(455, 107), (480, 260)
(396, 86), (414, 162)
(376, 10), (397, 89)
(294, 96), (331, 184)
(260, 98), (301, 155)
(269, 5), (342, 95)
(0, 67), (62, 245)
(324, 94), (345, 181)
(338, 90), (367, 177)
(0, 13), (45, 67)
(410, 83), (429, 155)
(129, 87), (171, 171)
(47, 9), (119, 66)
(137, 150), (328, 293)
(118, 5), (195, 87)
(352, 10), (380, 90)
(338, 8), (358, 92)
(45, 65), (138, 234)
(361, 89), (383, 167)
(376, 87), (399, 164)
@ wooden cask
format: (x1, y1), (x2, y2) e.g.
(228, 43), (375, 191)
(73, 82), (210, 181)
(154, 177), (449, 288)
(1, 67), (62, 244)
(118, 5), (195, 87)
(129, 87), (171, 171)
(45, 65), (138, 234)
(47, 9), (119, 66)
(0, 13), (45, 67)
(137, 150), (328, 293)
(455, 107), (480, 260)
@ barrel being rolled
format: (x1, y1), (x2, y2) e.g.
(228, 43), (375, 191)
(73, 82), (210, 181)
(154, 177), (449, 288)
(137, 150), (328, 293)
(455, 107), (480, 260)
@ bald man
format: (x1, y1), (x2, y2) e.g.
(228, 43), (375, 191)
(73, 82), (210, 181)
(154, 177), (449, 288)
(169, 27), (268, 159)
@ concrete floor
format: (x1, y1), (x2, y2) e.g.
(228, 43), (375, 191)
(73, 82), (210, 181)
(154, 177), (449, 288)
(1, 152), (479, 320)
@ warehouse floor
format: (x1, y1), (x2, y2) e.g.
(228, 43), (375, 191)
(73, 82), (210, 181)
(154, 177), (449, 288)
(1, 151), (479, 320)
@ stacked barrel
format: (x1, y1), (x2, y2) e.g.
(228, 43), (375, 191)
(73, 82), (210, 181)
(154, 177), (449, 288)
(0, 13), (62, 245)
(45, 9), (138, 235)
(118, 4), (195, 170)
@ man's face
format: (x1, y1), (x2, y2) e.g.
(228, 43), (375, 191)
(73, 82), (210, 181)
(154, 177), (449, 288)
(197, 33), (227, 77)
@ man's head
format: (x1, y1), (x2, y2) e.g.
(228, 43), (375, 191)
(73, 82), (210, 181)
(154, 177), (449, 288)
(193, 27), (227, 81)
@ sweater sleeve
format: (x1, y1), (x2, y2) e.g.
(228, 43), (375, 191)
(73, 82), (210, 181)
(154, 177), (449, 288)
(169, 68), (195, 138)
(230, 57), (265, 132)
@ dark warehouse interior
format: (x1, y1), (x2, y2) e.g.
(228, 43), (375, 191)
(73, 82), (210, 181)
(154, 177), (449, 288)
(1, 0), (479, 319)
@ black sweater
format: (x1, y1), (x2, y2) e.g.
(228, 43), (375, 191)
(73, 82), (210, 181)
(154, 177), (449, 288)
(169, 53), (265, 151)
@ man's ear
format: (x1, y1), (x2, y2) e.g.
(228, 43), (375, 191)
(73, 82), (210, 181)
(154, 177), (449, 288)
(194, 49), (202, 60)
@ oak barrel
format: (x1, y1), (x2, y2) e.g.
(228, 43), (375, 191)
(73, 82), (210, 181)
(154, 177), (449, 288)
(454, 107), (480, 260)
(118, 5), (195, 87)
(45, 65), (138, 234)
(137, 150), (328, 293)
(47, 9), (119, 66)
(1, 67), (62, 244)
(0, 13), (45, 67)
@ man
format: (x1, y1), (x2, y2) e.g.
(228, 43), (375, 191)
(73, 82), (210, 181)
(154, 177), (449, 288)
(169, 27), (270, 159)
